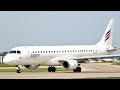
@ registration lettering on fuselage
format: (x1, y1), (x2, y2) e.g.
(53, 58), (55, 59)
(31, 54), (40, 58)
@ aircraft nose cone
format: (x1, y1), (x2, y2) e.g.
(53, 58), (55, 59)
(3, 55), (13, 64)
(3, 56), (10, 64)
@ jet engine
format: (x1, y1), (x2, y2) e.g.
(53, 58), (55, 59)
(62, 60), (78, 70)
(24, 65), (40, 70)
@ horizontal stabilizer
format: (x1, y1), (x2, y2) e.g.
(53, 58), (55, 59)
(107, 47), (120, 52)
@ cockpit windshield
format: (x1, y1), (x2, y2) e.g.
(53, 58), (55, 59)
(17, 51), (21, 54)
(9, 50), (21, 54)
(10, 51), (16, 53)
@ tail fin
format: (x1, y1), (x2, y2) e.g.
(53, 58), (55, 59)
(96, 19), (115, 46)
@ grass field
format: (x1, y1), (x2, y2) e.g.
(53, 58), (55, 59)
(0, 62), (116, 67)
(0, 63), (16, 67)
(111, 62), (120, 65)
(0, 67), (65, 72)
(0, 63), (65, 72)
(84, 77), (120, 79)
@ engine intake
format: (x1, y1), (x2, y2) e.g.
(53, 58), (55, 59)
(62, 60), (78, 70)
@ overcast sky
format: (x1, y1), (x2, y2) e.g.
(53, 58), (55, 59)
(0, 11), (120, 54)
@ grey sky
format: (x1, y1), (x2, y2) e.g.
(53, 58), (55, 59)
(0, 11), (120, 54)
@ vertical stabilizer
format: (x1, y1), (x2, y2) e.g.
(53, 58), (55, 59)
(96, 19), (114, 46)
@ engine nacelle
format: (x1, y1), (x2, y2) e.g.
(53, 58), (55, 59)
(24, 65), (40, 70)
(62, 60), (78, 70)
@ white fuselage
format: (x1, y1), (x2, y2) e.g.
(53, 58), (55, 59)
(3, 45), (110, 65)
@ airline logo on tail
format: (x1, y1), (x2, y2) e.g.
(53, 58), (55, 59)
(105, 29), (111, 42)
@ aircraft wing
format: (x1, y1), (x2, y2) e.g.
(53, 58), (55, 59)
(57, 54), (120, 63)
(77, 54), (120, 59)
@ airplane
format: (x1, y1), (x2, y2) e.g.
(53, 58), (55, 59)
(3, 19), (120, 73)
(100, 58), (118, 62)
